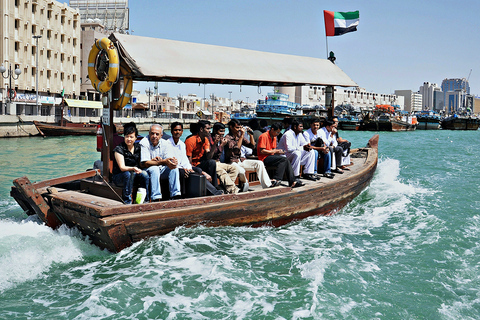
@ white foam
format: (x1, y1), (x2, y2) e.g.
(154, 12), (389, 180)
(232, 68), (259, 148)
(0, 219), (86, 292)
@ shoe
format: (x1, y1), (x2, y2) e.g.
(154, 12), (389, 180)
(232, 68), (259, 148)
(270, 180), (283, 187)
(323, 173), (335, 179)
(291, 180), (305, 188)
(302, 174), (317, 181)
(241, 181), (249, 192)
(332, 168), (344, 174)
(170, 195), (182, 200)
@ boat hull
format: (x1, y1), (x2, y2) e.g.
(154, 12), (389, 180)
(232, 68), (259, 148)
(416, 120), (440, 130)
(11, 136), (379, 252)
(441, 117), (479, 130)
(34, 121), (97, 136)
(358, 120), (416, 131)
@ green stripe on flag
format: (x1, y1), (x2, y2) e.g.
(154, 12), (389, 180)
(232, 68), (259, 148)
(333, 11), (359, 20)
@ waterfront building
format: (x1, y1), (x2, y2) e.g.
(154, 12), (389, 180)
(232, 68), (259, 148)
(69, 0), (129, 32)
(441, 78), (470, 114)
(0, 0), (80, 116)
(394, 90), (422, 112)
(277, 86), (402, 111)
(419, 82), (442, 111)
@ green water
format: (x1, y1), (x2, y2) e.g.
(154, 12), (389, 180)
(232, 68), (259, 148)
(1, 130), (479, 319)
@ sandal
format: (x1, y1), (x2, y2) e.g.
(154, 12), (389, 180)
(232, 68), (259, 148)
(332, 168), (344, 174)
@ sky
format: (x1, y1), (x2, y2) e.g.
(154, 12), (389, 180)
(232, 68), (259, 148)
(123, 0), (480, 102)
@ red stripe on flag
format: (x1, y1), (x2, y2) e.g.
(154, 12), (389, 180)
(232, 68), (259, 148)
(324, 10), (335, 37)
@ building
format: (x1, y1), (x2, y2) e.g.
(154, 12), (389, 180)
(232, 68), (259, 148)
(441, 78), (470, 114)
(79, 21), (109, 101)
(419, 82), (442, 111)
(0, 0), (80, 116)
(69, 0), (129, 32)
(394, 90), (422, 112)
(277, 86), (402, 111)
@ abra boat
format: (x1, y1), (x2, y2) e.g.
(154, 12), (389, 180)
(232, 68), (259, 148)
(34, 120), (98, 136)
(11, 32), (371, 252)
(11, 135), (378, 252)
(441, 114), (479, 130)
(415, 111), (441, 130)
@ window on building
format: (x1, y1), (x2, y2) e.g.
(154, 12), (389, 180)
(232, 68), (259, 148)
(32, 25), (36, 34)
(61, 16), (65, 24)
(61, 35), (65, 43)
(15, 19), (20, 29)
(15, 0), (19, 7)
(61, 73), (64, 80)
(47, 30), (51, 39)
(61, 53), (64, 62)
(32, 4), (37, 13)
(47, 50), (51, 58)
(32, 46), (35, 55)
(73, 38), (77, 47)
(32, 67), (36, 76)
(15, 42), (20, 51)
(73, 56), (77, 65)
(47, 70), (51, 78)
(47, 10), (52, 19)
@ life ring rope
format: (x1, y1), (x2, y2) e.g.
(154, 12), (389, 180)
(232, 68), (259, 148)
(87, 37), (119, 93)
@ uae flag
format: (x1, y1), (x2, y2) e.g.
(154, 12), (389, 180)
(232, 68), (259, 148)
(324, 10), (359, 36)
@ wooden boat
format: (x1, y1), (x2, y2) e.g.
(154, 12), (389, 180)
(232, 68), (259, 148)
(10, 135), (378, 252)
(337, 114), (360, 130)
(34, 120), (98, 136)
(441, 115), (479, 130)
(358, 105), (416, 131)
(11, 32), (372, 252)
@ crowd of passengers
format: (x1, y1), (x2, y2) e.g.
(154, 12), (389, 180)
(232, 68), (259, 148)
(111, 116), (351, 204)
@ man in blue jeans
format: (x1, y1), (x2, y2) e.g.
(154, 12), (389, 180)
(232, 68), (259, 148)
(140, 124), (181, 201)
(317, 119), (336, 179)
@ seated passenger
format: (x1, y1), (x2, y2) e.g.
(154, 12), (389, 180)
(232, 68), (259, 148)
(112, 125), (149, 204)
(257, 123), (302, 188)
(303, 118), (334, 179)
(139, 124), (181, 201)
(317, 119), (338, 176)
(165, 122), (222, 196)
(224, 119), (272, 190)
(211, 122), (240, 194)
(185, 120), (218, 189)
(278, 119), (317, 181)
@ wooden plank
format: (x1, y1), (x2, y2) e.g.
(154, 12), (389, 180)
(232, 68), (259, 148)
(32, 170), (100, 189)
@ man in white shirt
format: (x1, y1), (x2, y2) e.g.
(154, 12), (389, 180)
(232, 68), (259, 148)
(139, 124), (181, 201)
(317, 119), (340, 176)
(278, 119), (317, 181)
(165, 122), (223, 196)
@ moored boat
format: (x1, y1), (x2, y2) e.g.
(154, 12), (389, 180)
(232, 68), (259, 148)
(337, 114), (360, 130)
(34, 120), (98, 136)
(358, 105), (416, 131)
(415, 111), (441, 130)
(441, 114), (479, 130)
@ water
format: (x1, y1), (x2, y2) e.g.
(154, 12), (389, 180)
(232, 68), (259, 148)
(1, 130), (480, 319)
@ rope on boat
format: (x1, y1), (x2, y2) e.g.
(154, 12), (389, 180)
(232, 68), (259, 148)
(95, 170), (126, 204)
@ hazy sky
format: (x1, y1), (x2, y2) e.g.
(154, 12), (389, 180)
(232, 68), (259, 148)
(122, 0), (480, 101)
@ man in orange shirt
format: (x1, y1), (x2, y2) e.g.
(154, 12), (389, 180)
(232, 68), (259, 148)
(257, 123), (302, 188)
(185, 120), (218, 188)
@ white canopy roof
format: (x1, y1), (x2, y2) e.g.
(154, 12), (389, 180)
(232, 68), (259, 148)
(111, 33), (357, 88)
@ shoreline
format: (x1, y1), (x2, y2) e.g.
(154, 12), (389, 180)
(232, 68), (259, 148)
(0, 115), (196, 138)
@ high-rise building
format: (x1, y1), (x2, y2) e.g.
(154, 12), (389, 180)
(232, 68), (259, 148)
(69, 0), (129, 32)
(419, 82), (442, 111)
(441, 78), (470, 114)
(0, 0), (80, 116)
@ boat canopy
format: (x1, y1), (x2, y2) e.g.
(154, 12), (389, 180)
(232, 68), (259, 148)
(110, 33), (358, 88)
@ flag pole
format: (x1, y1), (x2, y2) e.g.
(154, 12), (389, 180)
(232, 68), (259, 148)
(325, 36), (329, 58)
